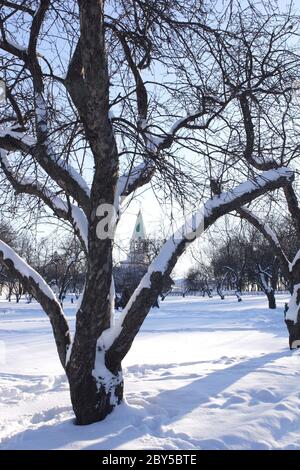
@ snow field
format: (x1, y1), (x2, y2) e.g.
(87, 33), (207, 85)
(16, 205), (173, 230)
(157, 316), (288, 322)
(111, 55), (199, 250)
(1, 294), (300, 450)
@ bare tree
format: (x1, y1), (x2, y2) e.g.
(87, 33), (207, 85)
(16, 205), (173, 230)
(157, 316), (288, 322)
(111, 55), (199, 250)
(40, 238), (85, 303)
(224, 266), (243, 301)
(0, 0), (297, 424)
(216, 272), (228, 300)
(256, 260), (279, 309)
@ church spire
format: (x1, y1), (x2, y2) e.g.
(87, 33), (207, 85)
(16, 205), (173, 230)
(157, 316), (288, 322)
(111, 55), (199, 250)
(131, 209), (146, 240)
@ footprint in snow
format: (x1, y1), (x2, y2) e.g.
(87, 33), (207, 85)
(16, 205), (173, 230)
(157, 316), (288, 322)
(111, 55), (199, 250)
(31, 406), (70, 424)
(222, 395), (247, 407)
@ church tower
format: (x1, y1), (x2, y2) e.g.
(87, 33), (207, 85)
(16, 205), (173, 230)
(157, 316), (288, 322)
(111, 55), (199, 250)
(132, 209), (146, 241)
(128, 210), (148, 266)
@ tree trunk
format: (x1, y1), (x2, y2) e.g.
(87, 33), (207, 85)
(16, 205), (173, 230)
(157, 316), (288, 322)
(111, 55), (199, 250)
(235, 289), (242, 301)
(267, 290), (276, 309)
(217, 286), (225, 299)
(285, 263), (300, 349)
(67, 357), (123, 425)
(285, 319), (300, 350)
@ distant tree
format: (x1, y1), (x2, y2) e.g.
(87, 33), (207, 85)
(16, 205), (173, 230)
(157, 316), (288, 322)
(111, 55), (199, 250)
(37, 237), (85, 303)
(185, 265), (213, 297)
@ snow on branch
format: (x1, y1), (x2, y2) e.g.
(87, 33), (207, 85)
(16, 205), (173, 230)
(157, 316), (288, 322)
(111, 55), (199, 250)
(1, 7), (91, 210)
(103, 167), (294, 367)
(3, 37), (27, 53)
(204, 169), (293, 217)
(0, 128), (35, 147)
(0, 240), (55, 301)
(285, 284), (300, 323)
(289, 249), (300, 273)
(257, 264), (273, 294)
(139, 96), (229, 153)
(34, 94), (91, 197)
(0, 149), (88, 251)
(115, 161), (155, 209)
(0, 239), (71, 366)
(0, 125), (91, 210)
(0, 36), (28, 60)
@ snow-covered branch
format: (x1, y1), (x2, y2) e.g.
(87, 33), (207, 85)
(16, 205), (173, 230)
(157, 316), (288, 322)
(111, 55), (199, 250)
(0, 127), (91, 211)
(0, 149), (88, 251)
(257, 264), (273, 294)
(0, 240), (71, 366)
(289, 249), (300, 273)
(1, 3), (90, 210)
(115, 161), (155, 209)
(104, 167), (294, 368)
(0, 35), (27, 60)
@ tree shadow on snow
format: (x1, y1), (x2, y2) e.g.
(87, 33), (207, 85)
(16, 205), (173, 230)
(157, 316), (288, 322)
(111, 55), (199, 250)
(0, 349), (290, 450)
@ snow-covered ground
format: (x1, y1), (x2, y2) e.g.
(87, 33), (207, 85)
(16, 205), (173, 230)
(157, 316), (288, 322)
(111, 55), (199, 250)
(1, 294), (300, 450)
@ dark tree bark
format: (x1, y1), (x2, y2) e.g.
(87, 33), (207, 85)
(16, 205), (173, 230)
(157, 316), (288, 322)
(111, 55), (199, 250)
(67, 359), (124, 425)
(216, 276), (227, 300)
(267, 291), (276, 310)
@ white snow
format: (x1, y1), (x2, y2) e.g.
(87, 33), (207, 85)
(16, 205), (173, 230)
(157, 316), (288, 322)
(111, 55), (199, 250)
(69, 205), (88, 249)
(285, 284), (300, 322)
(115, 162), (149, 210)
(258, 267), (272, 294)
(263, 224), (281, 246)
(56, 158), (91, 198)
(1, 294), (300, 450)
(289, 249), (300, 272)
(204, 168), (294, 216)
(138, 119), (166, 152)
(2, 95), (91, 199)
(170, 116), (189, 133)
(252, 154), (275, 166)
(35, 94), (47, 124)
(109, 277), (115, 328)
(0, 128), (35, 147)
(169, 108), (210, 134)
(92, 342), (122, 404)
